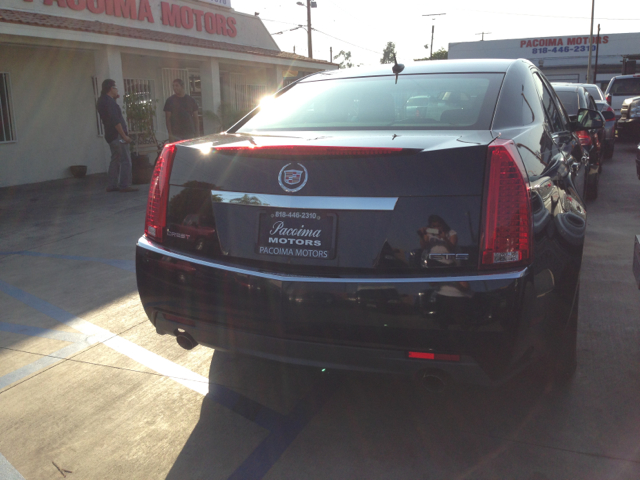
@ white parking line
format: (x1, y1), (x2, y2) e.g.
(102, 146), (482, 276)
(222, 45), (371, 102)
(0, 450), (26, 480)
(0, 280), (209, 395)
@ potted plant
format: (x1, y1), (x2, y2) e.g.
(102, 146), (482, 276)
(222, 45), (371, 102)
(123, 92), (157, 184)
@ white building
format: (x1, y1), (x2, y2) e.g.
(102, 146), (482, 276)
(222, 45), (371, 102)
(449, 32), (640, 88)
(0, 0), (336, 187)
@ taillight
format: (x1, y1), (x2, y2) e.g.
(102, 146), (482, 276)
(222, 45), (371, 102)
(606, 94), (612, 105)
(576, 130), (592, 147)
(480, 139), (532, 269)
(145, 144), (177, 243)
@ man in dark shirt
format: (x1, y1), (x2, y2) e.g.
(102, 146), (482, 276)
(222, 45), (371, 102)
(96, 79), (137, 192)
(164, 78), (200, 141)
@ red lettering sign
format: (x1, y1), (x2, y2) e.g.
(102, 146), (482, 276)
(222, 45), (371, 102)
(226, 16), (236, 37)
(204, 12), (215, 33)
(114, 0), (137, 19)
(192, 9), (204, 31)
(161, 1), (181, 27)
(67, 0), (86, 10)
(37, 0), (237, 34)
(87, 0), (105, 14)
(215, 13), (227, 35)
(138, 0), (153, 23)
(180, 6), (193, 29)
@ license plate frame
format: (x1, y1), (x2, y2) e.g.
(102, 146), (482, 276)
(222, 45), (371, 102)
(256, 210), (337, 260)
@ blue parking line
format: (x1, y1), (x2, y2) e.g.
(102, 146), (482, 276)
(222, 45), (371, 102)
(0, 278), (339, 479)
(0, 452), (25, 480)
(0, 342), (89, 391)
(0, 280), (83, 327)
(0, 251), (135, 272)
(227, 376), (338, 480)
(209, 383), (287, 432)
(0, 321), (91, 344)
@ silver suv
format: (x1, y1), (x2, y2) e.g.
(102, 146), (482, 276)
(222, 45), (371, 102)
(604, 74), (640, 119)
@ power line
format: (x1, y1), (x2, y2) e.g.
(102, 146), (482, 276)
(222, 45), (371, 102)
(466, 9), (640, 21)
(310, 27), (379, 55)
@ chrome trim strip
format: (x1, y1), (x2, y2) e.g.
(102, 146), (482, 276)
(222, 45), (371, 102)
(210, 189), (397, 211)
(137, 236), (527, 284)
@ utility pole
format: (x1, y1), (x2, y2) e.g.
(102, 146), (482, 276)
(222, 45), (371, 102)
(475, 32), (492, 41)
(306, 0), (312, 59)
(330, 46), (333, 63)
(297, 1), (316, 59)
(594, 24), (601, 86)
(586, 0), (595, 83)
(422, 13), (446, 59)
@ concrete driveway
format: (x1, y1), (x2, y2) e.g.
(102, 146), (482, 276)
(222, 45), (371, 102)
(1, 143), (639, 480)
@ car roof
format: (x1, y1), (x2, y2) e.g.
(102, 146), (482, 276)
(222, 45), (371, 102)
(552, 84), (585, 93)
(301, 59), (525, 81)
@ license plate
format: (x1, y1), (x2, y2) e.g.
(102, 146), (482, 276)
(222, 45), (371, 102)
(256, 210), (336, 260)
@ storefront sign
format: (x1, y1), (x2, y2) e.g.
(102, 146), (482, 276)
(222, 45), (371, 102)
(24, 0), (237, 37)
(197, 0), (230, 8)
(520, 36), (609, 56)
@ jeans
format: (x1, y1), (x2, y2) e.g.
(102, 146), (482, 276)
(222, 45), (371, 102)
(107, 137), (132, 189)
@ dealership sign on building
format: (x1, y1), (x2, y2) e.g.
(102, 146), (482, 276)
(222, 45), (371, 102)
(449, 32), (640, 64)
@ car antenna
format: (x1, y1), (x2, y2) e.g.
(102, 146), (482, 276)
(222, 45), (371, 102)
(392, 54), (404, 84)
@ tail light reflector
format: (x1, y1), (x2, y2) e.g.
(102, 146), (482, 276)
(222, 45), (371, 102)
(407, 352), (461, 362)
(480, 139), (532, 269)
(606, 93), (612, 105)
(145, 144), (177, 243)
(576, 130), (592, 147)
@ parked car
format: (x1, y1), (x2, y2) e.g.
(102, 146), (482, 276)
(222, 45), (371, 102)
(594, 100), (617, 158)
(617, 96), (640, 143)
(604, 74), (640, 120)
(136, 59), (602, 390)
(552, 83), (604, 199)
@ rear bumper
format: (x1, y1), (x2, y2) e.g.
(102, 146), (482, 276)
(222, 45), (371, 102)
(136, 236), (536, 386)
(616, 118), (640, 139)
(153, 311), (496, 385)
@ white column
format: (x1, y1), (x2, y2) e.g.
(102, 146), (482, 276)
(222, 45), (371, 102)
(93, 46), (125, 110)
(274, 65), (287, 92)
(200, 58), (222, 135)
(93, 46), (125, 171)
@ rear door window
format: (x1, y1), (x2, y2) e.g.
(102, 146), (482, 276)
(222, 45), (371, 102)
(533, 73), (567, 132)
(236, 73), (504, 132)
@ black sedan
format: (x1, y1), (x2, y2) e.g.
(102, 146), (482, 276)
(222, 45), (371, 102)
(552, 83), (604, 200)
(136, 59), (602, 390)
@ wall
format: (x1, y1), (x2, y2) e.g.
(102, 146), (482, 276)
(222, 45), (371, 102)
(0, 44), (109, 187)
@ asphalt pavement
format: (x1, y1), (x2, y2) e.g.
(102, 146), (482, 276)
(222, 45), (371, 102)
(0, 142), (639, 480)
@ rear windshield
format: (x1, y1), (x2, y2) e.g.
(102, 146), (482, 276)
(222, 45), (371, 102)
(583, 85), (603, 100)
(610, 78), (640, 96)
(556, 91), (580, 115)
(235, 73), (504, 132)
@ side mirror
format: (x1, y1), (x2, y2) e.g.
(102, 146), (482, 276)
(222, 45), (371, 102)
(602, 110), (615, 121)
(570, 108), (604, 131)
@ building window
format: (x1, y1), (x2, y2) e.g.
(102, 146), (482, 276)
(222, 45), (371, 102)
(123, 78), (156, 145)
(91, 76), (105, 137)
(0, 73), (17, 143)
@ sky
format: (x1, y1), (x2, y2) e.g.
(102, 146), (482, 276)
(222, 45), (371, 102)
(233, 0), (640, 66)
